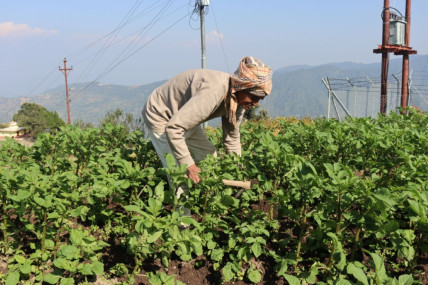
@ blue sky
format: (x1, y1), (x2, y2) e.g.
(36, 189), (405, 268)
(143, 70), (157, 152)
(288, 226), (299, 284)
(1, 0), (427, 97)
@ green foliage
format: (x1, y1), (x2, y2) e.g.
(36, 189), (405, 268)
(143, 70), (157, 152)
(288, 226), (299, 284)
(1, 112), (427, 284)
(244, 105), (269, 121)
(99, 108), (145, 135)
(73, 118), (94, 129)
(12, 102), (65, 137)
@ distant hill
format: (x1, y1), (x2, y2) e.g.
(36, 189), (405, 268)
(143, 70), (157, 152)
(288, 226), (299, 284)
(264, 54), (428, 118)
(1, 55), (427, 124)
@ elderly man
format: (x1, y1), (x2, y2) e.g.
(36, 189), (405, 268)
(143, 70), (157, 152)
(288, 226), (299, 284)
(142, 56), (273, 185)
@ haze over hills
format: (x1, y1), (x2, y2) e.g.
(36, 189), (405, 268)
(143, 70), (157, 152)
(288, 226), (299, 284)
(1, 55), (427, 124)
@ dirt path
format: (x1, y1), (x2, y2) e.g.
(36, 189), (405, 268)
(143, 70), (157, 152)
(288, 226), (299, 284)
(0, 137), (35, 147)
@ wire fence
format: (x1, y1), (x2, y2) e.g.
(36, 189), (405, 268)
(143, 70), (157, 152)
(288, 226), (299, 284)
(322, 70), (428, 120)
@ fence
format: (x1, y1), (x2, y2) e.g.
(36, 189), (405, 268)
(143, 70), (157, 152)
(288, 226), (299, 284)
(322, 70), (428, 120)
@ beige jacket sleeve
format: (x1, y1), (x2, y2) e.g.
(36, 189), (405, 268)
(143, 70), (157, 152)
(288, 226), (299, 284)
(222, 107), (245, 156)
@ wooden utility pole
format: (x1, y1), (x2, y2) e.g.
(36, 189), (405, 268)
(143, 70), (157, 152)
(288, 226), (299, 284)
(373, 0), (417, 115)
(380, 0), (390, 114)
(400, 0), (412, 112)
(59, 58), (73, 124)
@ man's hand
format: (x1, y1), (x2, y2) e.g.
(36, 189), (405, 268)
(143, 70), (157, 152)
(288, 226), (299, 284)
(187, 164), (202, 184)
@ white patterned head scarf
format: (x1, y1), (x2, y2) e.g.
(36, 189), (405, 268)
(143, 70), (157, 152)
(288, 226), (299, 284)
(227, 56), (273, 125)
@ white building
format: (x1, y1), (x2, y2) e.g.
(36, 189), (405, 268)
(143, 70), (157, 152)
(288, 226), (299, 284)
(0, 121), (27, 139)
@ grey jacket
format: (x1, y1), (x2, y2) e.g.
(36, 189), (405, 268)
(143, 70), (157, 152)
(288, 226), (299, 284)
(142, 69), (245, 166)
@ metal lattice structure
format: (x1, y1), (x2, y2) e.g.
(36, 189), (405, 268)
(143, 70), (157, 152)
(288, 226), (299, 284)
(322, 70), (428, 120)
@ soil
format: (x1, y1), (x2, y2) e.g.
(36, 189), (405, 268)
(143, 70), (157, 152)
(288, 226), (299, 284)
(0, 137), (35, 147)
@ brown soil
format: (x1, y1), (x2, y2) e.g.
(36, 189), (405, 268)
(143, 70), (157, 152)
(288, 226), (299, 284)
(0, 137), (35, 147)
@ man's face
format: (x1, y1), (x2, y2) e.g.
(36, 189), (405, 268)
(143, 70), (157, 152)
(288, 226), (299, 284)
(236, 91), (262, 110)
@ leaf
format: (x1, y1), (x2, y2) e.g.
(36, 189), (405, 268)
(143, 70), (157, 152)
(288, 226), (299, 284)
(120, 179), (131, 189)
(53, 258), (69, 270)
(228, 238), (236, 249)
(165, 153), (177, 169)
(60, 277), (75, 285)
(15, 189), (31, 201)
(222, 263), (235, 282)
(251, 242), (262, 258)
(373, 188), (396, 208)
(221, 195), (235, 207)
(190, 237), (203, 256)
(147, 198), (162, 215)
(148, 274), (162, 285)
(5, 271), (20, 285)
(366, 251), (388, 284)
(211, 248), (224, 262)
(283, 274), (301, 285)
(304, 265), (319, 284)
(161, 252), (169, 268)
(95, 146), (106, 152)
(69, 229), (84, 246)
(91, 261), (104, 275)
(247, 267), (262, 283)
(276, 259), (288, 277)
(20, 260), (32, 275)
(147, 230), (163, 243)
(335, 251), (347, 271)
(408, 200), (424, 217)
(207, 240), (217, 250)
(335, 278), (353, 285)
(179, 254), (192, 262)
(123, 205), (144, 214)
(180, 216), (200, 228)
(398, 274), (414, 285)
(154, 181), (165, 201)
(79, 263), (93, 275)
(43, 273), (61, 285)
(347, 263), (368, 285)
(14, 255), (26, 264)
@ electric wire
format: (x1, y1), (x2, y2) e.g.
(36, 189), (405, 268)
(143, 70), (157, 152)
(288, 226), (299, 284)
(70, 11), (189, 100)
(90, 0), (176, 82)
(26, 0), (174, 100)
(26, 0), (143, 98)
(67, 0), (169, 65)
(210, 1), (230, 73)
(47, 0), (166, 113)
(189, 0), (208, 30)
(72, 0), (145, 85)
(67, 0), (181, 100)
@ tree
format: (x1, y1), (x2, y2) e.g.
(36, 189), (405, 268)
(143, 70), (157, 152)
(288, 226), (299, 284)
(244, 105), (270, 121)
(73, 119), (94, 130)
(99, 108), (145, 135)
(13, 103), (65, 137)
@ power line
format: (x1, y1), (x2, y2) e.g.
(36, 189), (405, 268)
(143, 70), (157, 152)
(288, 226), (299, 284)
(72, 0), (145, 85)
(69, 11), (189, 101)
(210, 1), (230, 73)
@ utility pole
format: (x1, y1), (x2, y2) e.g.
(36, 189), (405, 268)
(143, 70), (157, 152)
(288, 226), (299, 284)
(373, 0), (416, 115)
(59, 58), (73, 124)
(198, 0), (209, 69)
(198, 0), (209, 128)
(378, 0), (390, 114)
(400, 0), (413, 113)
